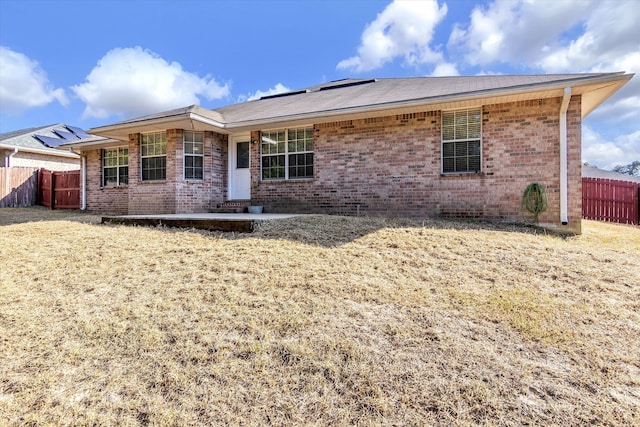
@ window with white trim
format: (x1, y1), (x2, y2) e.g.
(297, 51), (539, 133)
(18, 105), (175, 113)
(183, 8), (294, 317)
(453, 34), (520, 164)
(141, 132), (166, 181)
(442, 108), (482, 173)
(261, 127), (313, 180)
(102, 147), (128, 187)
(183, 130), (204, 180)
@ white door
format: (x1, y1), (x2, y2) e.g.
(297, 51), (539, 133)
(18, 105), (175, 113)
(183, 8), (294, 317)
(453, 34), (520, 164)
(229, 136), (251, 200)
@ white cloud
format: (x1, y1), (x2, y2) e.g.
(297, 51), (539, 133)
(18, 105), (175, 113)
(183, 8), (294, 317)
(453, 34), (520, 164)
(448, 0), (639, 76)
(582, 126), (640, 170)
(430, 62), (459, 77)
(337, 0), (448, 72)
(448, 0), (593, 67)
(0, 46), (68, 113)
(72, 47), (230, 119)
(537, 1), (640, 73)
(237, 83), (291, 103)
(448, 0), (639, 170)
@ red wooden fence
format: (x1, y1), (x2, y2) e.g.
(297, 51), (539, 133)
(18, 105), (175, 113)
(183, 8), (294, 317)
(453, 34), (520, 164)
(39, 169), (80, 210)
(582, 177), (639, 225)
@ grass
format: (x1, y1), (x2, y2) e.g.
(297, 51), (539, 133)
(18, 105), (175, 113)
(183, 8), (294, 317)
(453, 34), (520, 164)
(1, 207), (639, 426)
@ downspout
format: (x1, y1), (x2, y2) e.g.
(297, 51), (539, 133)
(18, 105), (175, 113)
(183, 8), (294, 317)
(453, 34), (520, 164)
(7, 147), (19, 166)
(559, 87), (572, 225)
(69, 148), (86, 210)
(5, 148), (19, 196)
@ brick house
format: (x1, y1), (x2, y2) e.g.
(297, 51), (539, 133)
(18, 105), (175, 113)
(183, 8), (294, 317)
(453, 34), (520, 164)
(62, 73), (633, 233)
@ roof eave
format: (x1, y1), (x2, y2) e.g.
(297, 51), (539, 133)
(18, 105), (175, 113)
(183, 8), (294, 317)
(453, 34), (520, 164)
(85, 72), (633, 136)
(580, 74), (633, 118)
(223, 86), (557, 131)
(225, 72), (634, 131)
(0, 143), (80, 158)
(58, 137), (124, 151)
(89, 109), (227, 140)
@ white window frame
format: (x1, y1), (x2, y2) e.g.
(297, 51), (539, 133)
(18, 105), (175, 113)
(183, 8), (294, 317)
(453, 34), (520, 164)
(140, 132), (167, 181)
(102, 146), (128, 187)
(260, 127), (314, 180)
(183, 130), (204, 180)
(441, 107), (482, 174)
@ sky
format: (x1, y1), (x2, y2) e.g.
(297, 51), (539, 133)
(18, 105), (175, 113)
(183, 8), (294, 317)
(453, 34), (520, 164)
(0, 0), (638, 170)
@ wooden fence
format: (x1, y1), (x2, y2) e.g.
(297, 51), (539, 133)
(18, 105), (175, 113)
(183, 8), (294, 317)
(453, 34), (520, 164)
(39, 169), (81, 210)
(582, 177), (639, 225)
(0, 167), (40, 208)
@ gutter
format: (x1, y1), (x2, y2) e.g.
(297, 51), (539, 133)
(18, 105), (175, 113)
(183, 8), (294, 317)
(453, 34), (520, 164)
(559, 87), (572, 225)
(0, 143), (80, 159)
(69, 148), (87, 210)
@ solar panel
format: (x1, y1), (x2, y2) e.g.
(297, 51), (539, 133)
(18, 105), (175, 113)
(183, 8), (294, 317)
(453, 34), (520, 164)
(53, 130), (81, 141)
(65, 125), (92, 139)
(33, 134), (67, 148)
(318, 79), (377, 91)
(260, 89), (309, 100)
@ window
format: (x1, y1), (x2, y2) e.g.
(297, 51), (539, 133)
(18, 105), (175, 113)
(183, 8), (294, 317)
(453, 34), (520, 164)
(442, 108), (482, 173)
(236, 142), (249, 169)
(261, 127), (313, 180)
(102, 147), (128, 186)
(141, 132), (166, 181)
(183, 131), (204, 180)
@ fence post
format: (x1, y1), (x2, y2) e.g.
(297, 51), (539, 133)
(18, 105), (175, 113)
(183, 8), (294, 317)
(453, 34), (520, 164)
(636, 185), (640, 225)
(50, 171), (56, 210)
(37, 169), (42, 205)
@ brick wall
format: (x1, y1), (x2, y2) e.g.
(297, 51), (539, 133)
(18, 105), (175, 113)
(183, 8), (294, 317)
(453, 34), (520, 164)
(174, 130), (227, 213)
(82, 96), (582, 232)
(567, 96), (583, 233)
(250, 96), (582, 232)
(84, 148), (129, 214)
(125, 132), (174, 214)
(84, 129), (228, 215)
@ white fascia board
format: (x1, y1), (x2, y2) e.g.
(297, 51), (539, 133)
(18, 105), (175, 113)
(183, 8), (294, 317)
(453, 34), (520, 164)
(188, 112), (226, 129)
(89, 113), (228, 139)
(90, 115), (190, 135)
(58, 138), (123, 150)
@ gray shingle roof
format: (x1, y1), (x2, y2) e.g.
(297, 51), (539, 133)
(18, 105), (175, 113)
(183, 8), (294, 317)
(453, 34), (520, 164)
(0, 124), (86, 156)
(215, 73), (630, 126)
(87, 72), (633, 140)
(582, 165), (640, 183)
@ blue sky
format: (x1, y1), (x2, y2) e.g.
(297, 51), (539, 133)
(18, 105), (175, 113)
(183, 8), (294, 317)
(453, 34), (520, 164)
(0, 0), (638, 170)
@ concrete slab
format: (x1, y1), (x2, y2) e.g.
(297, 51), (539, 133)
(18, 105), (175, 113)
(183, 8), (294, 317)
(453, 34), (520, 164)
(101, 213), (305, 232)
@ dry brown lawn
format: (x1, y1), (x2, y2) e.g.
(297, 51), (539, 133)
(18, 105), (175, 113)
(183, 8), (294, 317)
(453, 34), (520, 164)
(1, 207), (639, 426)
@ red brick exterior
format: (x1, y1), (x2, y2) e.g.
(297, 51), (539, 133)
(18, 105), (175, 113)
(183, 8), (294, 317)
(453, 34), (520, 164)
(85, 146), (129, 214)
(83, 96), (582, 232)
(250, 96), (582, 232)
(84, 130), (227, 215)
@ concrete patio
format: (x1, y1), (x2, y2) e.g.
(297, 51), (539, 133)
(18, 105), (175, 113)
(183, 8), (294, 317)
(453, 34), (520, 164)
(101, 213), (304, 232)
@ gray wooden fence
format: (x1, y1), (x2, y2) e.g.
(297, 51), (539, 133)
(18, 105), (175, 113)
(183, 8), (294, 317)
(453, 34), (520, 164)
(0, 167), (40, 208)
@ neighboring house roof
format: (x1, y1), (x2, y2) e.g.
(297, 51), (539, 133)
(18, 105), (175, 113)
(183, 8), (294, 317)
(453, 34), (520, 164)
(87, 72), (633, 141)
(582, 165), (640, 183)
(0, 124), (83, 158)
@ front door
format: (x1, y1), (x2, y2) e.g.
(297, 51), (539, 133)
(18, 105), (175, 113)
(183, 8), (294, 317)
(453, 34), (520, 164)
(229, 136), (251, 200)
